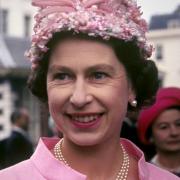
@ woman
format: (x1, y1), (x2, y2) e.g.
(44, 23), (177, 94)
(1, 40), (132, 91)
(0, 0), (179, 179)
(138, 87), (180, 177)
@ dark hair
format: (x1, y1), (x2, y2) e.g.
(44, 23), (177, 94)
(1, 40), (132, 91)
(10, 109), (22, 124)
(167, 106), (180, 111)
(27, 31), (159, 110)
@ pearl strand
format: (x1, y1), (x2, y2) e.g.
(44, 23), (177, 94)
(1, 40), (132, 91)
(116, 144), (130, 180)
(54, 139), (69, 166)
(54, 139), (130, 180)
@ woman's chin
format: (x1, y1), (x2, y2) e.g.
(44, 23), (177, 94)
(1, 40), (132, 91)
(67, 134), (105, 147)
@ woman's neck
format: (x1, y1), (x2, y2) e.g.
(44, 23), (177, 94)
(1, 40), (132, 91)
(63, 137), (123, 179)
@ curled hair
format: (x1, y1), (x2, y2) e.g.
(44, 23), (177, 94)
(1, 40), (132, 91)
(27, 31), (159, 110)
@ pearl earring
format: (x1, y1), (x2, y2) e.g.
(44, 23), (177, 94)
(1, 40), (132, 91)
(130, 100), (137, 107)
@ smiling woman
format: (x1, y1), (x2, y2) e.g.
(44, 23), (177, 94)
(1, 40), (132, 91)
(0, 0), (179, 180)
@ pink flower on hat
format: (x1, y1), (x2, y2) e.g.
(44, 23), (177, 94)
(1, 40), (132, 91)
(25, 0), (153, 69)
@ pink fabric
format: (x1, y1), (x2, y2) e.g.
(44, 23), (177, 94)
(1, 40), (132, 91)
(25, 0), (153, 70)
(0, 137), (179, 180)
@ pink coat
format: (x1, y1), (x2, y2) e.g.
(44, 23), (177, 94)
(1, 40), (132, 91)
(0, 137), (179, 180)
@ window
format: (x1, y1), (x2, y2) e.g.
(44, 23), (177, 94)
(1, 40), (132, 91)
(24, 15), (31, 37)
(158, 71), (165, 87)
(0, 9), (8, 35)
(158, 78), (163, 88)
(168, 20), (180, 29)
(0, 109), (3, 115)
(0, 124), (4, 131)
(0, 93), (3, 100)
(156, 44), (163, 61)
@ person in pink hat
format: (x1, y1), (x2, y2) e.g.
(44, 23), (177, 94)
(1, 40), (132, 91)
(0, 0), (179, 179)
(138, 87), (180, 177)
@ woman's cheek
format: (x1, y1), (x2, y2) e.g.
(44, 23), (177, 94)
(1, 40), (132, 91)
(48, 90), (60, 115)
(48, 99), (63, 131)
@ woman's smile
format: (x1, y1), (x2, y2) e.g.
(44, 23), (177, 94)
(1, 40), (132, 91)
(65, 112), (104, 129)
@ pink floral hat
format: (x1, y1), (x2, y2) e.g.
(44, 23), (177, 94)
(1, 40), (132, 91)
(25, 0), (153, 69)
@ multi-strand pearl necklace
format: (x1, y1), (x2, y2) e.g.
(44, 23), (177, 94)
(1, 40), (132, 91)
(54, 139), (130, 180)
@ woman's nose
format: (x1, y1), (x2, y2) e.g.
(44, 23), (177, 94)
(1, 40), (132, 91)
(70, 79), (93, 108)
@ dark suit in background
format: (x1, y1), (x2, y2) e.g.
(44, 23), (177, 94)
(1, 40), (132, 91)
(0, 138), (7, 169)
(2, 108), (34, 168)
(4, 128), (33, 167)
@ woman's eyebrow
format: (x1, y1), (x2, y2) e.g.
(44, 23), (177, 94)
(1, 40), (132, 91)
(48, 64), (118, 78)
(86, 64), (115, 74)
(48, 65), (72, 74)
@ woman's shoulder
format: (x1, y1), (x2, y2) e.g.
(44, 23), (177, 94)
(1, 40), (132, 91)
(146, 162), (180, 179)
(0, 159), (45, 180)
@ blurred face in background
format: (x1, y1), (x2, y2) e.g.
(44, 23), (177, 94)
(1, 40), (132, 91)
(151, 108), (180, 153)
(19, 113), (30, 131)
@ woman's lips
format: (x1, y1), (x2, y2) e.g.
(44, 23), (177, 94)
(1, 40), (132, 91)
(66, 113), (104, 129)
(167, 140), (180, 144)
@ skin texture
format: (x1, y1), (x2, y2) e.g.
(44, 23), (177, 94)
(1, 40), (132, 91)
(152, 109), (180, 153)
(46, 38), (138, 179)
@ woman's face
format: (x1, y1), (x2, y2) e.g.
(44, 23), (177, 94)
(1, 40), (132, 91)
(47, 38), (135, 146)
(152, 108), (180, 153)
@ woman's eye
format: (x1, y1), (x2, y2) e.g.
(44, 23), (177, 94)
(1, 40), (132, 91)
(54, 73), (71, 81)
(158, 124), (168, 130)
(92, 72), (108, 80)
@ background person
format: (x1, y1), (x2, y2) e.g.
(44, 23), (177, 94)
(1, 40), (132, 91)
(0, 0), (179, 179)
(138, 87), (180, 177)
(4, 108), (33, 167)
(0, 138), (7, 169)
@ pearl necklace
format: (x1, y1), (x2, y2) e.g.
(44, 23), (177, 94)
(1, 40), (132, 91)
(54, 139), (130, 180)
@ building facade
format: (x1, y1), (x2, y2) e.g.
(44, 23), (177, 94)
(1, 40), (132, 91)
(147, 5), (180, 87)
(0, 0), (36, 37)
(0, 81), (13, 139)
(0, 0), (42, 142)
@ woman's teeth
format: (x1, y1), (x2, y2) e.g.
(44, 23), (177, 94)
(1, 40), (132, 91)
(71, 115), (99, 123)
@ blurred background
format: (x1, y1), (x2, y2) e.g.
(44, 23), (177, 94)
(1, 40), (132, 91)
(0, 0), (180, 146)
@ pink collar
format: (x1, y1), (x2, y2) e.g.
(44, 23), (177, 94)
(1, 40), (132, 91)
(31, 137), (148, 180)
(31, 137), (86, 180)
